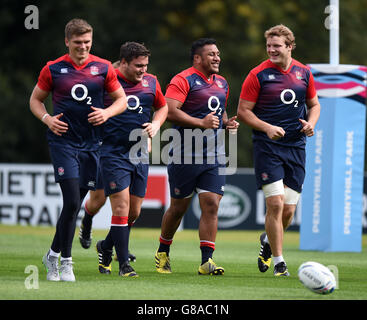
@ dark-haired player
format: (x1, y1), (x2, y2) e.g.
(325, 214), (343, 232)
(29, 18), (126, 282)
(237, 24), (320, 276)
(155, 38), (239, 275)
(79, 42), (167, 277)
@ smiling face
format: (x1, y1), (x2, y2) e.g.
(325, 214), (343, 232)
(65, 32), (92, 66)
(194, 44), (220, 78)
(120, 55), (149, 83)
(266, 35), (292, 70)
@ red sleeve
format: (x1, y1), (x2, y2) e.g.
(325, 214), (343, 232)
(104, 63), (122, 93)
(153, 79), (167, 109)
(37, 65), (52, 92)
(306, 72), (317, 99)
(165, 75), (190, 103)
(239, 72), (260, 102)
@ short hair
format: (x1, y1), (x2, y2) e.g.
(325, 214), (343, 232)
(119, 42), (151, 63)
(264, 24), (296, 50)
(64, 18), (93, 40)
(190, 38), (217, 63)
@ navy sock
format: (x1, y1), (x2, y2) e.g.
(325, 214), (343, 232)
(158, 235), (172, 255)
(200, 246), (214, 265)
(112, 226), (129, 265)
(158, 243), (171, 254)
(110, 216), (129, 265)
(101, 230), (113, 251)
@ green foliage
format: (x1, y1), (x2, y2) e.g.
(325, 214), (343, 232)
(1, 0), (366, 166)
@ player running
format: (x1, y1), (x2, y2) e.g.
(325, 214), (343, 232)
(155, 38), (239, 275)
(81, 42), (167, 277)
(29, 19), (126, 282)
(237, 24), (320, 276)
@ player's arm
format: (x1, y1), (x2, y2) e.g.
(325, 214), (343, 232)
(142, 79), (168, 138)
(166, 97), (219, 129)
(299, 95), (321, 137)
(142, 104), (168, 138)
(237, 98), (285, 140)
(222, 111), (239, 131)
(29, 85), (68, 136)
(88, 87), (127, 126)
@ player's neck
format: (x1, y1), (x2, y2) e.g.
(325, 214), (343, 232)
(192, 65), (213, 81)
(276, 57), (292, 71)
(68, 54), (89, 67)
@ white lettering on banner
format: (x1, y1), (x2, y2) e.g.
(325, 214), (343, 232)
(344, 131), (354, 235)
(0, 164), (169, 230)
(312, 130), (323, 233)
(0, 165), (62, 226)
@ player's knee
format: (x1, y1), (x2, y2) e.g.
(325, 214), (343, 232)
(129, 210), (140, 222)
(201, 198), (220, 216)
(63, 197), (81, 216)
(89, 191), (107, 211)
(265, 195), (284, 215)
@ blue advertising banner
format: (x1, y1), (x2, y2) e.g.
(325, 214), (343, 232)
(300, 64), (366, 252)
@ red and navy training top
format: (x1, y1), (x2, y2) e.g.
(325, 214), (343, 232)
(37, 54), (121, 151)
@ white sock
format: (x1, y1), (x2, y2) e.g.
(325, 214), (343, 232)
(273, 255), (285, 265)
(60, 256), (72, 262)
(48, 249), (60, 258)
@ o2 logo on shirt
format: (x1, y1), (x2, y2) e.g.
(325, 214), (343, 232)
(71, 84), (92, 105)
(126, 95), (143, 114)
(207, 95), (222, 115)
(280, 89), (299, 108)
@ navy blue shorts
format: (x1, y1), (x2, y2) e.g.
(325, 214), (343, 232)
(168, 163), (225, 198)
(253, 140), (305, 193)
(49, 145), (99, 190)
(100, 155), (148, 197)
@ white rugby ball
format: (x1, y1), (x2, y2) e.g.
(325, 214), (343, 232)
(298, 261), (336, 294)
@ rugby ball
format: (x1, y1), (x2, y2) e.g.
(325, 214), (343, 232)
(298, 261), (336, 294)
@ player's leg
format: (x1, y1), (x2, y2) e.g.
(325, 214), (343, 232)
(197, 190), (225, 275)
(44, 146), (89, 282)
(54, 179), (88, 281)
(79, 164), (106, 248)
(263, 185), (289, 276)
(96, 157), (137, 277)
(282, 186), (301, 229)
(108, 188), (137, 277)
(126, 194), (144, 262)
(155, 196), (192, 273)
(79, 188), (106, 249)
(155, 163), (195, 273)
(195, 164), (225, 275)
(253, 141), (289, 275)
(125, 163), (148, 262)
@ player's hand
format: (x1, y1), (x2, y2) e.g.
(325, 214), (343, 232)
(44, 113), (68, 136)
(142, 121), (160, 138)
(225, 116), (240, 133)
(299, 119), (315, 137)
(201, 111), (220, 129)
(266, 125), (285, 140)
(88, 106), (110, 126)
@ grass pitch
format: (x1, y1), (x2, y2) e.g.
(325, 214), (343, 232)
(0, 224), (366, 300)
